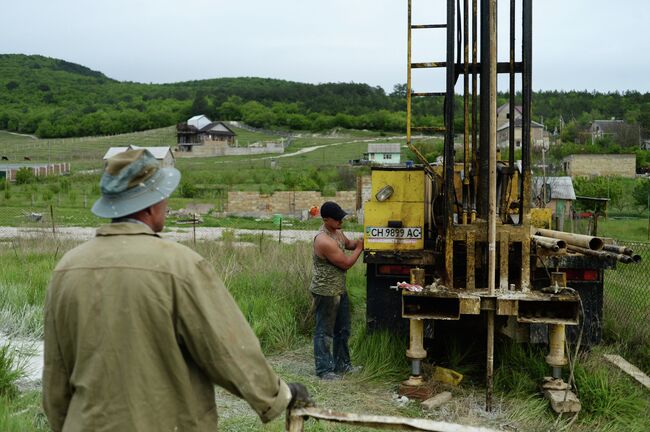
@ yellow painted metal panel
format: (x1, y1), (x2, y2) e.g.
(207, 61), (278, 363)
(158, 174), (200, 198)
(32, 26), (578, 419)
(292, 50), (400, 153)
(364, 201), (424, 250)
(370, 170), (425, 202)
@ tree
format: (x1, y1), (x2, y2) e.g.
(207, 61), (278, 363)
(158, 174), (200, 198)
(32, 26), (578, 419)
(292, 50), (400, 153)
(632, 178), (650, 211)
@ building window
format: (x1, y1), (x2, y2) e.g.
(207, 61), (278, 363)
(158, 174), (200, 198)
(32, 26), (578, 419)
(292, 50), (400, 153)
(516, 140), (521, 147)
(384, 154), (392, 160)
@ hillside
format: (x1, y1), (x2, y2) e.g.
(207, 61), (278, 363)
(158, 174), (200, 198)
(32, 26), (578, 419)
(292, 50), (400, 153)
(1, 54), (650, 143)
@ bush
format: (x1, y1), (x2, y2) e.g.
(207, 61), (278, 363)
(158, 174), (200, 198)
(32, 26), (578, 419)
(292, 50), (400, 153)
(178, 180), (198, 198)
(14, 168), (35, 185)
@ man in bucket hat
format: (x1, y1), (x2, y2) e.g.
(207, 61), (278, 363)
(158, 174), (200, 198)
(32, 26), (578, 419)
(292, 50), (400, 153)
(43, 149), (312, 431)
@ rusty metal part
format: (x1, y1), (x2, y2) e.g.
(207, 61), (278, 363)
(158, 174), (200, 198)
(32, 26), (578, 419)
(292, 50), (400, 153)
(486, 0), (497, 413)
(546, 324), (568, 378)
(406, 319), (427, 360)
(531, 235), (566, 251)
(567, 244), (632, 263)
(287, 407), (501, 432)
(536, 228), (604, 251)
(410, 268), (426, 286)
(602, 244), (633, 255)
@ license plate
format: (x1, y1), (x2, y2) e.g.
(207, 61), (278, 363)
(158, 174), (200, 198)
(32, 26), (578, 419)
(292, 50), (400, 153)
(366, 226), (423, 243)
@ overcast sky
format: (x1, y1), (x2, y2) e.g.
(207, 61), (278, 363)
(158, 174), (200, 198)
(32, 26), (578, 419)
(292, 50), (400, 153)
(2, 0), (649, 93)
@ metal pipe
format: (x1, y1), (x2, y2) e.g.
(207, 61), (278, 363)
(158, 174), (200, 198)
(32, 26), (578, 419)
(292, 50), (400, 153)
(536, 228), (604, 250)
(445, 0), (456, 232)
(406, 0), (412, 149)
(471, 0), (478, 221)
(531, 235), (566, 251)
(486, 0), (497, 413)
(462, 0), (470, 225)
(519, 0), (532, 223)
(546, 324), (567, 380)
(479, 0), (490, 218)
(567, 244), (633, 263)
(508, 0), (515, 170)
(602, 244), (633, 256)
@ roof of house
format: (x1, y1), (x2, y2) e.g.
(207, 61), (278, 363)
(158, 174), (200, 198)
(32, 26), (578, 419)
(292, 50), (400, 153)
(497, 118), (544, 132)
(497, 103), (523, 115)
(533, 176), (576, 200)
(187, 115), (212, 130)
(591, 119), (625, 133)
(102, 146), (173, 160)
(200, 121), (236, 135)
(367, 143), (401, 153)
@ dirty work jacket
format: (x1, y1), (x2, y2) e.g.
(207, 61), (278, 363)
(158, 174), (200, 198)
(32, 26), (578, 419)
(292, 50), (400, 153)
(43, 223), (291, 432)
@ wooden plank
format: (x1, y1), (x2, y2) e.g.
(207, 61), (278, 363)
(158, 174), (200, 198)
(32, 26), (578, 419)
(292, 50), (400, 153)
(288, 407), (500, 432)
(499, 231), (509, 290)
(466, 231), (475, 290)
(603, 354), (650, 389)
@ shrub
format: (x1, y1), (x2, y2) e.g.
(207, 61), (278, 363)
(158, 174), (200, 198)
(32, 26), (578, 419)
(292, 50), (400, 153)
(14, 168), (35, 185)
(178, 180), (198, 198)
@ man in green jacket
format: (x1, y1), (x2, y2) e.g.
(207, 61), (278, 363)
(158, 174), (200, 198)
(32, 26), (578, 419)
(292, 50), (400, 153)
(43, 149), (311, 431)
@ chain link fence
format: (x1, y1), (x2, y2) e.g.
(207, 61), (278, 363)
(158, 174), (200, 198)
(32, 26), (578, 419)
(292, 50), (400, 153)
(604, 240), (650, 345)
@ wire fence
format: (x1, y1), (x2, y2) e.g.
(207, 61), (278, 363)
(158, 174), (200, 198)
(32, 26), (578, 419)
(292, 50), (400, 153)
(603, 240), (650, 345)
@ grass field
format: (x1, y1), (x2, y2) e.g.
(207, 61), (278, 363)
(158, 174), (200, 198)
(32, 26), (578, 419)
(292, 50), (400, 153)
(0, 238), (649, 431)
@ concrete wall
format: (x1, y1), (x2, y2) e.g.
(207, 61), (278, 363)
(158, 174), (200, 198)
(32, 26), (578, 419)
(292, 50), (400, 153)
(175, 142), (284, 158)
(0, 162), (70, 182)
(563, 154), (636, 178)
(226, 190), (357, 218)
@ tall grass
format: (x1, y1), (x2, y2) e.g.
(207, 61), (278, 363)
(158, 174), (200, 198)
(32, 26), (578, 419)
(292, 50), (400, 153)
(191, 238), (314, 353)
(0, 239), (72, 338)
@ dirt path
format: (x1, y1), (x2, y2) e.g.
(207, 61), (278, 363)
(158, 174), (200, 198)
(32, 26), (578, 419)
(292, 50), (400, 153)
(0, 226), (334, 243)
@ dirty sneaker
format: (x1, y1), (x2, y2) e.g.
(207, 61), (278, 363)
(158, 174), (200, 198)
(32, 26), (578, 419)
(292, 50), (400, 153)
(319, 372), (342, 381)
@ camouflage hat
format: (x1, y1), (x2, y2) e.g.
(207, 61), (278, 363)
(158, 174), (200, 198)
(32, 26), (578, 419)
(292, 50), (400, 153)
(91, 149), (180, 218)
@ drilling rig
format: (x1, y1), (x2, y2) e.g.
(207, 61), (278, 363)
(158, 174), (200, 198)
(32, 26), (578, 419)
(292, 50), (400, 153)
(362, 0), (635, 413)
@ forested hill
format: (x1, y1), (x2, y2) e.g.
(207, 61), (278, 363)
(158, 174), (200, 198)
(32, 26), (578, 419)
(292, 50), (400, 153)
(1, 54), (650, 139)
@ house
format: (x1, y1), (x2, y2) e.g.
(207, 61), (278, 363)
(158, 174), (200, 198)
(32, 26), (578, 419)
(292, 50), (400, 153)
(496, 103), (522, 129)
(102, 145), (175, 168)
(364, 143), (401, 165)
(533, 176), (575, 229)
(590, 119), (640, 147)
(176, 116), (236, 152)
(496, 118), (547, 149)
(561, 154), (636, 178)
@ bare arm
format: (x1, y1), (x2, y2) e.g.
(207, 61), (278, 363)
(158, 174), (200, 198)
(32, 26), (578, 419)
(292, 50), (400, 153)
(342, 232), (362, 250)
(315, 234), (363, 271)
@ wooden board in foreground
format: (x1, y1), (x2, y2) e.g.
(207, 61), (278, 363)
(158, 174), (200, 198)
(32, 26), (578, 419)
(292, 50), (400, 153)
(287, 407), (500, 432)
(603, 354), (650, 389)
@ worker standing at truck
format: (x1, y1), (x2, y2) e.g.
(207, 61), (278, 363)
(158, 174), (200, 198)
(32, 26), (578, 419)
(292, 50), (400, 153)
(43, 149), (312, 431)
(310, 201), (363, 380)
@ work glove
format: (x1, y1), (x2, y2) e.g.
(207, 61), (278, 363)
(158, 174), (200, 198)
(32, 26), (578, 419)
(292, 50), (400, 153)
(287, 382), (315, 409)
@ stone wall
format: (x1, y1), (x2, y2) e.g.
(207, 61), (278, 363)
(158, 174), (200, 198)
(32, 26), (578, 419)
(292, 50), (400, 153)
(226, 190), (357, 218)
(174, 142), (284, 158)
(563, 154), (636, 178)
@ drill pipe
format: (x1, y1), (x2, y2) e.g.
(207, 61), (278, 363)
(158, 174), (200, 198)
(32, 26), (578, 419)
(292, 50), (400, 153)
(531, 235), (566, 252)
(536, 228), (604, 251)
(567, 245), (633, 263)
(602, 244), (633, 256)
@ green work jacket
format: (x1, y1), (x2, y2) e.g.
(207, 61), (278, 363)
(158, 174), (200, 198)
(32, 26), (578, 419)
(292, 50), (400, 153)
(43, 223), (291, 432)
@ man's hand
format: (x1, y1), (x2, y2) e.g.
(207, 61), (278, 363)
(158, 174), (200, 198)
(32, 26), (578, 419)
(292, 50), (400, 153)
(354, 239), (363, 251)
(287, 382), (315, 409)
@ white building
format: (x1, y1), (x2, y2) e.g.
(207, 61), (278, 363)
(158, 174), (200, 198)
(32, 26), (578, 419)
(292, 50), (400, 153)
(102, 145), (175, 168)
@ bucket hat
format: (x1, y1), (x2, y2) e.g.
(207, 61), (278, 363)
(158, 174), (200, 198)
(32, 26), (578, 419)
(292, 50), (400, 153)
(92, 149), (180, 218)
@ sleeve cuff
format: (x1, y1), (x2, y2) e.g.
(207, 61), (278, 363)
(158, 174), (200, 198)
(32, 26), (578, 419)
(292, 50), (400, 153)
(259, 379), (292, 423)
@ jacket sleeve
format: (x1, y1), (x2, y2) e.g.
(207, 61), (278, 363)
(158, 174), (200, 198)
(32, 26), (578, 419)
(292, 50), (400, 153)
(42, 284), (73, 432)
(175, 259), (292, 423)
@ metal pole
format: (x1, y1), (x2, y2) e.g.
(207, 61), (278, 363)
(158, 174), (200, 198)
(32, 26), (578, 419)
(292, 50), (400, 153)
(486, 0), (497, 413)
(463, 0), (470, 224)
(406, 0), (412, 149)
